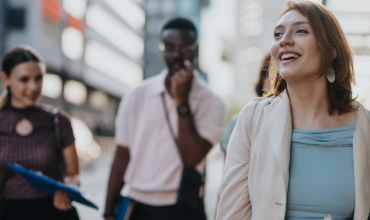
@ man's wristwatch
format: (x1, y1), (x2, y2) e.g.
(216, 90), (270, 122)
(177, 102), (191, 117)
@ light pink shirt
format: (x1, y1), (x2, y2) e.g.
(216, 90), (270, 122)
(115, 69), (225, 206)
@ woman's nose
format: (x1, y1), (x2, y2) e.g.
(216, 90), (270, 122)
(28, 80), (39, 91)
(280, 33), (294, 47)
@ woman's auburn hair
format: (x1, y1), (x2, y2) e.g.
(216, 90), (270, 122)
(265, 1), (356, 115)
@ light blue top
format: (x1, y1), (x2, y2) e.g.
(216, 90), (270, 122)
(285, 124), (356, 220)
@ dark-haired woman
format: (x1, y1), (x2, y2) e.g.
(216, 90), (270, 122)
(217, 1), (370, 220)
(0, 46), (80, 220)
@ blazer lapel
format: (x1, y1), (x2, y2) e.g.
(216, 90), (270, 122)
(353, 102), (370, 220)
(264, 90), (292, 191)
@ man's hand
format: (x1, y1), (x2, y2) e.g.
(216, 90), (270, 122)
(54, 191), (72, 211)
(171, 60), (193, 104)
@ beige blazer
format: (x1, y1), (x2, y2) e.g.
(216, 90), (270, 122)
(216, 90), (370, 220)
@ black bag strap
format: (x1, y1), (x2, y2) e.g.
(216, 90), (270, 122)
(52, 108), (65, 183)
(161, 93), (206, 183)
(161, 93), (178, 146)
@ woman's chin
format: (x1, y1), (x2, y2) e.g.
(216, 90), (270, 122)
(279, 71), (298, 81)
(23, 100), (38, 107)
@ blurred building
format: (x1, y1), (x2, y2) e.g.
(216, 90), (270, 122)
(1, 0), (146, 136)
(233, 0), (286, 104)
(326, 0), (370, 108)
(0, 1), (6, 55)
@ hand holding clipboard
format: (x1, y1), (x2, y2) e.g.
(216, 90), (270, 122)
(8, 163), (98, 210)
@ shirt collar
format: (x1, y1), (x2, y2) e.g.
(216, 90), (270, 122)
(150, 69), (168, 95)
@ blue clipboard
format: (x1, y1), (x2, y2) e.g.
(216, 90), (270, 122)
(114, 196), (135, 220)
(8, 163), (98, 210)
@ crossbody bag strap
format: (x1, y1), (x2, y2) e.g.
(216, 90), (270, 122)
(161, 93), (206, 185)
(52, 108), (65, 183)
(161, 93), (178, 146)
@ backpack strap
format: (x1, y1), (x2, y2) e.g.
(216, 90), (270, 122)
(52, 108), (65, 182)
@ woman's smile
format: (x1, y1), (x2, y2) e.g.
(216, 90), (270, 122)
(279, 50), (302, 65)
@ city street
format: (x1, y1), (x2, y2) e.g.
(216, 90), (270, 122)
(2, 1), (369, 219)
(75, 147), (225, 220)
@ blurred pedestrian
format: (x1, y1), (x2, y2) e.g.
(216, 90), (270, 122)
(0, 46), (80, 220)
(254, 53), (271, 98)
(104, 18), (225, 220)
(217, 1), (370, 219)
(220, 53), (271, 153)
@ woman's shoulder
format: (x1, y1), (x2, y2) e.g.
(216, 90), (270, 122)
(239, 96), (273, 117)
(37, 105), (72, 122)
(363, 107), (370, 124)
(364, 106), (370, 120)
(352, 101), (370, 120)
(0, 107), (16, 125)
(0, 106), (11, 115)
(234, 97), (274, 133)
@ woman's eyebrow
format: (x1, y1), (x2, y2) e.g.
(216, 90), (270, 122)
(274, 21), (310, 30)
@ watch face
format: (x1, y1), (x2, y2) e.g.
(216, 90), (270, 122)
(177, 103), (190, 116)
(179, 105), (188, 114)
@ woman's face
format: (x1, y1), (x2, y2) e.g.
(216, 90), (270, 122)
(271, 10), (322, 83)
(1, 61), (44, 108)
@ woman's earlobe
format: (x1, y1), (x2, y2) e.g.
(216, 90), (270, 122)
(332, 47), (337, 59)
(1, 72), (9, 86)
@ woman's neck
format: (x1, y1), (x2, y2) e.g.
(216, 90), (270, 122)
(10, 99), (37, 109)
(287, 78), (331, 130)
(11, 101), (27, 109)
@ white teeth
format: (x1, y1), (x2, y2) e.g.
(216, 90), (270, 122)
(281, 53), (300, 60)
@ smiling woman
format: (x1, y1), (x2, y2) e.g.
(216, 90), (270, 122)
(0, 46), (80, 220)
(267, 1), (355, 115)
(0, 47), (45, 109)
(216, 2), (370, 220)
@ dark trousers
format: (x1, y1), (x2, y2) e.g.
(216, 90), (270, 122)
(0, 196), (79, 220)
(130, 199), (206, 220)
